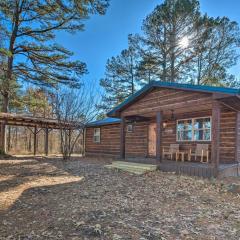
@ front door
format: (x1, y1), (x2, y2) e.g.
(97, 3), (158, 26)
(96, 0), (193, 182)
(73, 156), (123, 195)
(148, 123), (156, 156)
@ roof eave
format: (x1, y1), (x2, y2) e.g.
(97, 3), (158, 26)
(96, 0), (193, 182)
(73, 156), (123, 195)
(107, 81), (240, 117)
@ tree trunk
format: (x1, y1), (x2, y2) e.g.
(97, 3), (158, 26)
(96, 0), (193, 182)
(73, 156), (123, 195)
(162, 26), (167, 82)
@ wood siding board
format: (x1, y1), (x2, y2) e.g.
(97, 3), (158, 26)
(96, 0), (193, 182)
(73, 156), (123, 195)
(236, 112), (240, 162)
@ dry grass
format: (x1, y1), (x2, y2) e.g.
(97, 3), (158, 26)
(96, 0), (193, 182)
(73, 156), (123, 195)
(0, 157), (239, 240)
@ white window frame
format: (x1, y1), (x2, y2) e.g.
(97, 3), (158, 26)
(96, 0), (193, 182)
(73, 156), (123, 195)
(127, 124), (133, 133)
(93, 128), (101, 143)
(176, 116), (212, 142)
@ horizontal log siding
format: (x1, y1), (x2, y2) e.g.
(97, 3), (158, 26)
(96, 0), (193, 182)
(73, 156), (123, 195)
(220, 109), (237, 163)
(85, 124), (120, 156)
(122, 88), (213, 117)
(161, 109), (236, 164)
(237, 112), (240, 163)
(162, 118), (212, 161)
(85, 89), (238, 163)
(125, 121), (148, 157)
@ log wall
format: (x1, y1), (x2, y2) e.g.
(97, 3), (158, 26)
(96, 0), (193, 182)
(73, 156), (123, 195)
(161, 108), (237, 163)
(85, 124), (120, 156)
(125, 121), (148, 157)
(220, 109), (237, 163)
(85, 109), (237, 163)
(236, 112), (240, 163)
(85, 88), (238, 163)
(122, 88), (213, 117)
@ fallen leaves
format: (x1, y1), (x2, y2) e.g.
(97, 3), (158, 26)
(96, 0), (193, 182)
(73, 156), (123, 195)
(0, 157), (240, 239)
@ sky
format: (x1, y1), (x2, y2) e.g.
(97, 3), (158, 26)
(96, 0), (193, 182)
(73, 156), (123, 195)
(56, 0), (240, 89)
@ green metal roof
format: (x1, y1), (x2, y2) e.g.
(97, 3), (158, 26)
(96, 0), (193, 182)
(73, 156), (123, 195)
(107, 81), (240, 117)
(86, 117), (121, 127)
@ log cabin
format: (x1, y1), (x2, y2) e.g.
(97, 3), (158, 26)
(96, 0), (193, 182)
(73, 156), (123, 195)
(85, 81), (240, 177)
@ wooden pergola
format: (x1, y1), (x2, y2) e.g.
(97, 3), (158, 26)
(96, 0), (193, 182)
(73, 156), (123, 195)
(0, 113), (78, 156)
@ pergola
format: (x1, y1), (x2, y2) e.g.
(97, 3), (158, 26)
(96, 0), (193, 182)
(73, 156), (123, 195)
(0, 113), (78, 156)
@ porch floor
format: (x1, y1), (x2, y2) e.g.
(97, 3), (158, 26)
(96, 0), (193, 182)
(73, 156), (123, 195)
(120, 158), (239, 178)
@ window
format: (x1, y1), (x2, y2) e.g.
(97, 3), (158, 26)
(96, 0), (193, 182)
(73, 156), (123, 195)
(193, 118), (211, 141)
(93, 128), (101, 143)
(177, 117), (211, 141)
(127, 124), (133, 133)
(177, 119), (192, 141)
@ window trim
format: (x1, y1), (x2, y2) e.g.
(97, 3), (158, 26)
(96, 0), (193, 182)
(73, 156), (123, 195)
(176, 116), (212, 142)
(127, 124), (133, 133)
(93, 127), (101, 143)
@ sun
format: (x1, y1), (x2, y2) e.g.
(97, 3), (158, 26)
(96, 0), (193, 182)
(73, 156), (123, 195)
(179, 36), (189, 48)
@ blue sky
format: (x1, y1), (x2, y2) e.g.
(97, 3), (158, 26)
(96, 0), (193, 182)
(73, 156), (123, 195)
(56, 0), (240, 88)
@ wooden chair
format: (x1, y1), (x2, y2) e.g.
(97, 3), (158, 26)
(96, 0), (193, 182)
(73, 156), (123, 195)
(163, 144), (179, 160)
(188, 144), (209, 163)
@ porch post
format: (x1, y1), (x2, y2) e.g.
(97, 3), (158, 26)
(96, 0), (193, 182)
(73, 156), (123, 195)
(120, 117), (126, 159)
(211, 101), (221, 176)
(156, 111), (163, 162)
(0, 121), (6, 153)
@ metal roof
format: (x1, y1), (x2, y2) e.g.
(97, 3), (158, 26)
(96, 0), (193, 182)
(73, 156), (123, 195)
(107, 81), (240, 117)
(87, 117), (121, 127)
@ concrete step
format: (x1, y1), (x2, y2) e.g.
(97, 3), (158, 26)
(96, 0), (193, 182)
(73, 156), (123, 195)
(112, 161), (157, 171)
(105, 165), (146, 175)
(105, 161), (157, 175)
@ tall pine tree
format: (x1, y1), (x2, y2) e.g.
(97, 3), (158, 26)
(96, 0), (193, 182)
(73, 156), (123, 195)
(191, 15), (240, 85)
(139, 0), (200, 83)
(98, 36), (139, 113)
(0, 0), (109, 113)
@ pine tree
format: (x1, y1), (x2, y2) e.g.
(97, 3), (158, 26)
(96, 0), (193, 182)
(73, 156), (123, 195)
(137, 0), (240, 85)
(98, 36), (139, 113)
(0, 0), (109, 113)
(22, 88), (52, 117)
(192, 15), (240, 85)
(139, 0), (200, 83)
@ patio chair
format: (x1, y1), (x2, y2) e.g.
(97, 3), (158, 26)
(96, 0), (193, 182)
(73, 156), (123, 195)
(188, 144), (209, 163)
(163, 144), (179, 160)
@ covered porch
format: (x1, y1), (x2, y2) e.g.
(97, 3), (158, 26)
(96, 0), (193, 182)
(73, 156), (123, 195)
(119, 98), (240, 177)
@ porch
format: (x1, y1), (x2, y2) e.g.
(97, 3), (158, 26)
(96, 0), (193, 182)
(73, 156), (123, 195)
(117, 157), (239, 178)
(119, 99), (240, 177)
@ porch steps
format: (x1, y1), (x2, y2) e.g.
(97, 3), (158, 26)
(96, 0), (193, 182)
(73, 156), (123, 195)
(105, 161), (157, 175)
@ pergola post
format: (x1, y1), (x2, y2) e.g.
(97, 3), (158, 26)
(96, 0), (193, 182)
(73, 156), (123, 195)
(45, 127), (49, 156)
(120, 117), (126, 159)
(211, 101), (221, 176)
(156, 111), (163, 163)
(0, 121), (6, 153)
(33, 126), (37, 156)
(68, 129), (71, 154)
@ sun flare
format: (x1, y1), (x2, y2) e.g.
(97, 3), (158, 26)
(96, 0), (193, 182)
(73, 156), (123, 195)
(179, 36), (189, 48)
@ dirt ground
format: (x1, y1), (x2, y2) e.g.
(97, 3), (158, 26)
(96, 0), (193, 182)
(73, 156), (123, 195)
(0, 157), (240, 240)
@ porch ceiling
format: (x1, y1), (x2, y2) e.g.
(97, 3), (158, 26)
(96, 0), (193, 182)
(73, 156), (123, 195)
(122, 102), (213, 119)
(217, 96), (240, 112)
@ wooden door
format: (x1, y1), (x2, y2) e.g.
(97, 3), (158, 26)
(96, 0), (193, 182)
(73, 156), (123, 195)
(148, 123), (156, 156)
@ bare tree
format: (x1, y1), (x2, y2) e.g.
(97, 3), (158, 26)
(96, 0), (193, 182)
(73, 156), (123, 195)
(51, 84), (99, 160)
